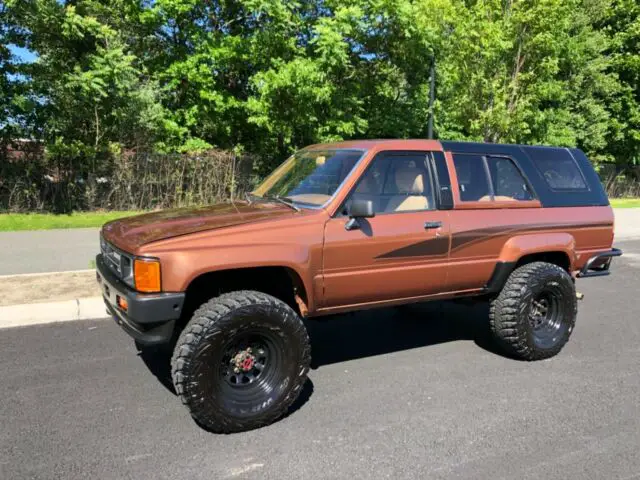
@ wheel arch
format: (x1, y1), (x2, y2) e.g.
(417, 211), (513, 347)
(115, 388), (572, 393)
(177, 266), (310, 331)
(485, 240), (574, 294)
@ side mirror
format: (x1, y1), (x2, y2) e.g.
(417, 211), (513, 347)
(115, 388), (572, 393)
(345, 199), (374, 231)
(348, 199), (375, 218)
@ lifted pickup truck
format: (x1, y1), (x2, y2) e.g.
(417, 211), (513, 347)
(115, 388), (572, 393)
(96, 139), (621, 432)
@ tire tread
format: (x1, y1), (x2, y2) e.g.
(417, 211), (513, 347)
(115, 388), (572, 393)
(489, 261), (576, 361)
(171, 290), (310, 433)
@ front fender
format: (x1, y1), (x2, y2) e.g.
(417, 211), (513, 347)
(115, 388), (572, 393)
(158, 242), (319, 312)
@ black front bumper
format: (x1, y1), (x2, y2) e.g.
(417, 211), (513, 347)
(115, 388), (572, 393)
(577, 248), (623, 278)
(96, 254), (185, 345)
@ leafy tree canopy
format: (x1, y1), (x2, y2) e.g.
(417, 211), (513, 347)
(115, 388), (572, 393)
(1, 0), (639, 168)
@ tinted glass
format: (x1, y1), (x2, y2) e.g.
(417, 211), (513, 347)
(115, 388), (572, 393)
(487, 156), (534, 201)
(527, 148), (587, 190)
(452, 154), (491, 201)
(348, 153), (434, 214)
(253, 149), (364, 206)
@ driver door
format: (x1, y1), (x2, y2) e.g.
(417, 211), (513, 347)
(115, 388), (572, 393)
(320, 151), (451, 309)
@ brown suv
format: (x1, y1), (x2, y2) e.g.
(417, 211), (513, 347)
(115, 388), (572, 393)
(96, 139), (621, 432)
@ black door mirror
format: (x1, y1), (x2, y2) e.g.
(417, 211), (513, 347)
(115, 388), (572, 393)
(345, 199), (374, 231)
(348, 199), (375, 219)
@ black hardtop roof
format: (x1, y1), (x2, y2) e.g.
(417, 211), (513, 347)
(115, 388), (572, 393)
(441, 141), (608, 208)
(441, 140), (577, 154)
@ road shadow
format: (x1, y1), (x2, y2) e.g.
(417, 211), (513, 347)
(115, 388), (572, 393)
(136, 298), (505, 432)
(137, 299), (506, 389)
(137, 343), (176, 395)
(305, 299), (505, 369)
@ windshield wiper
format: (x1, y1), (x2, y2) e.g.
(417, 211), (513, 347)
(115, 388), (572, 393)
(264, 194), (300, 212)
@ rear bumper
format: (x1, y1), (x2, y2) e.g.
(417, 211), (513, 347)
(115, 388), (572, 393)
(96, 254), (185, 345)
(577, 248), (622, 278)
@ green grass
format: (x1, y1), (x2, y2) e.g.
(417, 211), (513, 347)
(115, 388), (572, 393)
(0, 211), (144, 231)
(1, 198), (638, 231)
(610, 198), (640, 208)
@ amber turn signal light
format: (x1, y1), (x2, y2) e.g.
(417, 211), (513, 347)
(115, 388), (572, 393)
(134, 258), (161, 293)
(116, 295), (128, 312)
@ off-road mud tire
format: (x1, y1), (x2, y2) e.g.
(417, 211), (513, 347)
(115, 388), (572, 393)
(171, 290), (310, 433)
(489, 261), (577, 361)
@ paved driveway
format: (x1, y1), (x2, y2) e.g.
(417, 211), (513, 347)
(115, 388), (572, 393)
(2, 239), (639, 479)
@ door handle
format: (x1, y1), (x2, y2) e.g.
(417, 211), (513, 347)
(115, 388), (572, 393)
(424, 221), (442, 230)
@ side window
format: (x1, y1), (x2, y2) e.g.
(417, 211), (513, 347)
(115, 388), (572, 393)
(487, 156), (534, 201)
(349, 153), (434, 214)
(527, 148), (588, 190)
(452, 154), (491, 201)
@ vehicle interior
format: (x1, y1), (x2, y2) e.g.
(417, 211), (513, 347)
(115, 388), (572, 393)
(349, 155), (434, 213)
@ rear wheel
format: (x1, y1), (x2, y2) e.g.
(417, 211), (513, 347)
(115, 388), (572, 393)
(489, 262), (577, 360)
(171, 290), (310, 433)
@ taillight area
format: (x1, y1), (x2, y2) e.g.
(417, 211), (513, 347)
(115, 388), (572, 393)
(134, 258), (161, 293)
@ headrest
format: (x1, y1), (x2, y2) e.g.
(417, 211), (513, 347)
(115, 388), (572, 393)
(395, 167), (424, 194)
(356, 175), (376, 194)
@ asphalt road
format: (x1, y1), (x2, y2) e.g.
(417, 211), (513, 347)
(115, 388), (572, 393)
(2, 239), (639, 480)
(0, 227), (99, 275)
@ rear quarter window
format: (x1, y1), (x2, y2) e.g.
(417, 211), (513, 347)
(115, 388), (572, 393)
(527, 148), (588, 191)
(487, 156), (535, 201)
(452, 153), (491, 201)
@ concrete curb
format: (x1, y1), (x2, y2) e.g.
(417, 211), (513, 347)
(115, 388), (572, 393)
(0, 297), (108, 329)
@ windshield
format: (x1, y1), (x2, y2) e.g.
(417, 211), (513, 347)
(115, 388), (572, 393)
(252, 149), (365, 207)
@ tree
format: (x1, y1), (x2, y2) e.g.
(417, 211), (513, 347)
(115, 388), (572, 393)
(2, 0), (639, 172)
(600, 0), (640, 165)
(5, 0), (171, 158)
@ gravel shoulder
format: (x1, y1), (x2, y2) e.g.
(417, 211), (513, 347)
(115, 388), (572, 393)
(0, 270), (99, 306)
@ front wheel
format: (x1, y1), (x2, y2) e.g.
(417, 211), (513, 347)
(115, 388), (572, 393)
(171, 291), (310, 433)
(489, 262), (577, 361)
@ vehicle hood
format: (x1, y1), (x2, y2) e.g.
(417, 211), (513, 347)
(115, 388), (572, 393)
(101, 201), (296, 252)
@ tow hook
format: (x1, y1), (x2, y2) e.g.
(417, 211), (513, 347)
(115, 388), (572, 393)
(576, 292), (585, 301)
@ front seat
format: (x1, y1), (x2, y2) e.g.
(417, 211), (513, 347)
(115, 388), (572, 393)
(349, 173), (381, 212)
(385, 166), (429, 212)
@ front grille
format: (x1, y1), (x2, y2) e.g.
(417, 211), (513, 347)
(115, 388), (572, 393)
(100, 234), (134, 287)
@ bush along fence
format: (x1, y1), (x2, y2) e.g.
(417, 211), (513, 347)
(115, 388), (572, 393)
(598, 164), (640, 199)
(0, 149), (256, 213)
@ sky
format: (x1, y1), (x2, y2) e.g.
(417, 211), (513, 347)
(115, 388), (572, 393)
(8, 44), (38, 63)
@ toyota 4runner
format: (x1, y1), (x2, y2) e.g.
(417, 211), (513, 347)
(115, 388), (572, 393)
(96, 139), (621, 432)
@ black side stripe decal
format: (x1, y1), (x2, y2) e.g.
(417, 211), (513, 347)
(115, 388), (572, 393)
(375, 222), (612, 259)
(376, 235), (449, 259)
(450, 222), (612, 252)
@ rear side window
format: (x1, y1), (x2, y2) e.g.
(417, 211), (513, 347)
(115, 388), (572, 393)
(452, 154), (491, 201)
(486, 156), (534, 201)
(527, 148), (588, 190)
